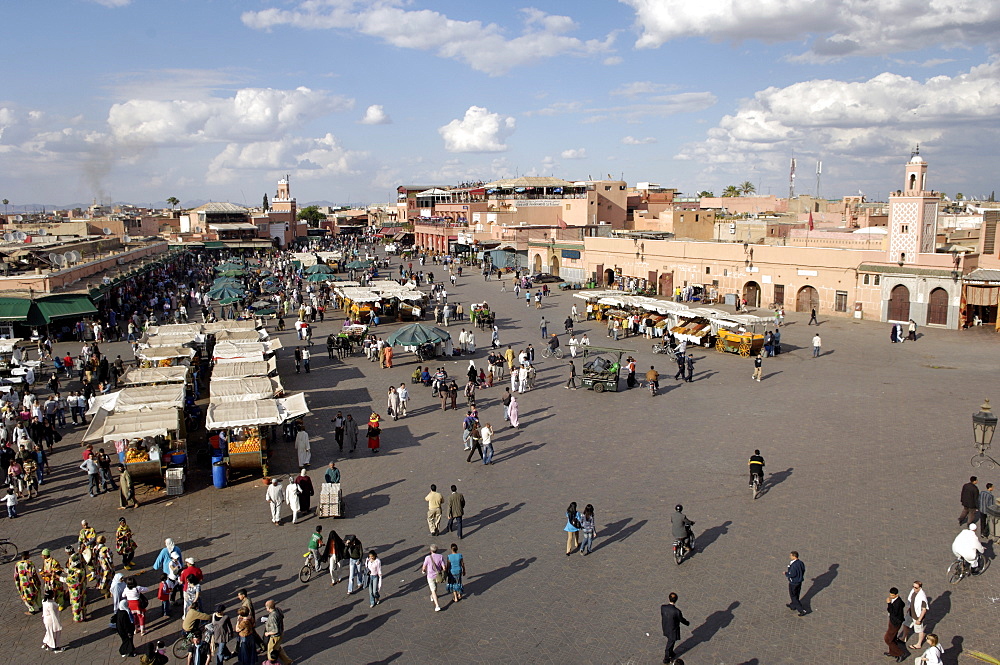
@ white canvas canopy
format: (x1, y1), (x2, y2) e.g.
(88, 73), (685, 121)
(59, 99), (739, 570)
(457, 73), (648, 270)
(212, 340), (273, 361)
(138, 345), (196, 361)
(574, 291), (619, 301)
(85, 384), (185, 415)
(214, 329), (266, 342)
(210, 358), (277, 380)
(215, 351), (266, 364)
(120, 366), (190, 386)
(209, 377), (283, 403)
(278, 393), (310, 421)
(205, 393), (310, 429)
(202, 320), (258, 333)
(83, 407), (181, 443)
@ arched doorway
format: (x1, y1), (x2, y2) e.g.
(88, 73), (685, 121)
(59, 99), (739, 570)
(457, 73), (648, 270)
(548, 254), (560, 277)
(659, 272), (673, 298)
(927, 287), (948, 325)
(888, 284), (910, 321)
(533, 254), (542, 273)
(796, 286), (819, 312)
(743, 281), (761, 308)
(604, 269), (616, 286)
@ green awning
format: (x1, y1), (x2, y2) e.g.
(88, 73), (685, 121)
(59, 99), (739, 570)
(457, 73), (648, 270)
(0, 298), (32, 321)
(34, 294), (98, 323)
(204, 241), (225, 249)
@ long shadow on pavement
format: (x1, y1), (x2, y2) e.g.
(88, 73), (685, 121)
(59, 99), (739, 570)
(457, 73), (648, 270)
(498, 441), (546, 462)
(697, 520), (732, 554)
(801, 563), (839, 611)
(466, 556), (536, 597)
(464, 501), (527, 537)
(758, 468), (794, 498)
(594, 518), (647, 552)
(675, 600), (740, 657)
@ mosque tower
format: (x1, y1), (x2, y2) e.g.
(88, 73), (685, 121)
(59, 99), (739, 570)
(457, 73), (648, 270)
(887, 146), (939, 264)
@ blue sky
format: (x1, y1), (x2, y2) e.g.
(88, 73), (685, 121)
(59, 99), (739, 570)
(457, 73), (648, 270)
(2, 0), (999, 207)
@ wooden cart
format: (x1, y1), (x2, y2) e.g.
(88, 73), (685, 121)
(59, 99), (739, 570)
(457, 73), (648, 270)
(714, 330), (764, 357)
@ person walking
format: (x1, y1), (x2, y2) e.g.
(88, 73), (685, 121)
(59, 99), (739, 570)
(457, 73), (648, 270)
(579, 504), (597, 555)
(785, 551), (807, 616)
(960, 476), (979, 526)
(284, 476), (301, 524)
(366, 412), (382, 454)
(465, 424), (484, 463)
(673, 353), (685, 381)
(564, 502), (582, 555)
(752, 351), (763, 382)
(344, 535), (364, 595)
(884, 587), (907, 661)
(481, 422), (495, 465)
(118, 464), (139, 509)
(509, 394), (520, 429)
(421, 544), (446, 612)
(387, 386), (401, 422)
(539, 317), (548, 339)
(903, 581), (929, 650)
(365, 550), (382, 608)
(331, 412), (345, 452)
(116, 518), (137, 570)
(265, 477), (284, 526)
(446, 485), (465, 538)
(262, 600), (292, 665)
(235, 606), (256, 665)
(660, 592), (689, 664)
(345, 414), (359, 454)
(979, 483), (996, 538)
(81, 456), (101, 497)
(425, 484), (444, 536)
(301, 346), (311, 373)
(293, 347), (301, 374)
(808, 308), (818, 325)
(684, 354), (695, 383)
(397, 383), (409, 417)
(565, 360), (578, 389)
(447, 543), (465, 603)
(915, 634), (943, 665)
(115, 598), (136, 657)
(294, 425), (311, 468)
(811, 333), (822, 358)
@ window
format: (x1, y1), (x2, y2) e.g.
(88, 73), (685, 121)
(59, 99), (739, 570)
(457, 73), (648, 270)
(874, 275), (881, 285)
(723, 269), (728, 277)
(695, 214), (699, 222)
(705, 266), (711, 274)
(565, 204), (571, 211)
(835, 291), (848, 312)
(604, 186), (611, 191)
(901, 224), (909, 233)
(863, 274), (870, 285)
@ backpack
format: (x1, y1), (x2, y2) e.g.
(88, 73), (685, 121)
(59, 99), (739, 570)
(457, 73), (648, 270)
(138, 592), (149, 610)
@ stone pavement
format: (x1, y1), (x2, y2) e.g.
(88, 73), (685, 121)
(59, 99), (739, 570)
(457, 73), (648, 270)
(2, 259), (1000, 664)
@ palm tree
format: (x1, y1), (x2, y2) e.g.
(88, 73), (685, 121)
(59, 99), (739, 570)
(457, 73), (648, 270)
(166, 196), (180, 210)
(697, 190), (714, 198)
(956, 192), (964, 201)
(739, 181), (756, 196)
(722, 185), (740, 197)
(1, 199), (7, 217)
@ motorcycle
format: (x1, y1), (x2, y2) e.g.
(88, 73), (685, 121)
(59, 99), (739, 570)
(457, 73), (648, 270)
(672, 524), (696, 565)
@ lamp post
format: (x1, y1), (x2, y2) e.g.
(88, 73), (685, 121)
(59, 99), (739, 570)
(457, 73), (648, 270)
(972, 399), (999, 468)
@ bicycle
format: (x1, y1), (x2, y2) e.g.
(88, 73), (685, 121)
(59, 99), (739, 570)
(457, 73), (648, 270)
(947, 550), (986, 585)
(299, 550), (321, 583)
(172, 626), (207, 660)
(750, 474), (762, 500)
(541, 346), (564, 359)
(0, 538), (17, 564)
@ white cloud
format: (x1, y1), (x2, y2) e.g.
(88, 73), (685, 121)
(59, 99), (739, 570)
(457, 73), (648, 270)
(108, 87), (352, 145)
(611, 81), (675, 97)
(622, 136), (657, 145)
(603, 56), (624, 66)
(91, 0), (131, 6)
(561, 148), (587, 159)
(207, 133), (364, 184)
(439, 106), (515, 153)
(243, 3), (614, 76)
(360, 104), (391, 125)
(676, 60), (1000, 186)
(622, 0), (1000, 60)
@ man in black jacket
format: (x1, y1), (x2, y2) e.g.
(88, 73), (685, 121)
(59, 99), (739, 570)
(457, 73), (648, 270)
(660, 592), (690, 664)
(960, 476), (979, 526)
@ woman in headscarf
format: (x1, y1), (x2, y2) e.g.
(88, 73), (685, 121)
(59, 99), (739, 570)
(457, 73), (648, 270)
(294, 469), (314, 515)
(95, 535), (114, 599)
(382, 344), (393, 368)
(40, 589), (63, 652)
(325, 529), (347, 585)
(152, 538), (182, 576)
(115, 517), (137, 570)
(115, 598), (136, 657)
(367, 412), (381, 454)
(467, 361), (477, 383)
(387, 386), (401, 422)
(63, 548), (88, 622)
(508, 393), (520, 429)
(109, 573), (126, 628)
(491, 325), (499, 349)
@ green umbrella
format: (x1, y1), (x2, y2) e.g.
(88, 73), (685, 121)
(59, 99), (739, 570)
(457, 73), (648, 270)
(386, 323), (451, 347)
(214, 262), (243, 272)
(304, 264), (334, 274)
(220, 269), (245, 277)
(261, 284), (280, 293)
(346, 260), (372, 270)
(206, 284), (245, 300)
(219, 296), (243, 306)
(304, 273), (331, 283)
(250, 300), (272, 309)
(255, 307), (276, 316)
(212, 277), (241, 286)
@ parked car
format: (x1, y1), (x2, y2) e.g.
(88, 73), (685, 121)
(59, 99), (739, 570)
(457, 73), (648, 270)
(529, 273), (562, 283)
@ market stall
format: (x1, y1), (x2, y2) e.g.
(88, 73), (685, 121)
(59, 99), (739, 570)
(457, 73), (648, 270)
(83, 406), (186, 480)
(0, 338), (25, 378)
(119, 365), (191, 387)
(205, 394), (310, 477)
(210, 358), (277, 380)
(137, 345), (196, 368)
(209, 377), (283, 403)
(85, 384), (186, 416)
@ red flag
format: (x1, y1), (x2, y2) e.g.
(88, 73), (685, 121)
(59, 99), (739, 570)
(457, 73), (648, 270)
(808, 211), (814, 231)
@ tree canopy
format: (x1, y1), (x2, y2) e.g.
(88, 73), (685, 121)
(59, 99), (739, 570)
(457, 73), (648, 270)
(297, 205), (325, 226)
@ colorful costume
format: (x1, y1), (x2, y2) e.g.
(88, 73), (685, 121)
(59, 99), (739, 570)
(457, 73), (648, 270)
(116, 523), (137, 569)
(96, 543), (114, 597)
(64, 555), (87, 622)
(40, 555), (68, 611)
(14, 558), (42, 613)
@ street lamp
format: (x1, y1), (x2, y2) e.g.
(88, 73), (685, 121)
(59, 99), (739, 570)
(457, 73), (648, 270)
(972, 399), (999, 468)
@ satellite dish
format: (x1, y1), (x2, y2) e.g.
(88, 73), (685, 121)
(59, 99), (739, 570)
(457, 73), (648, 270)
(62, 252), (74, 265)
(55, 255), (67, 267)
(2, 233), (12, 242)
(122, 234), (131, 244)
(70, 251), (82, 262)
(13, 231), (26, 241)
(37, 229), (47, 236)
(13, 215), (23, 222)
(48, 253), (60, 265)
(102, 227), (112, 235)
(102, 276), (112, 285)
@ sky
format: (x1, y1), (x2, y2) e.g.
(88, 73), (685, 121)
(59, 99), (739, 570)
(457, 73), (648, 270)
(2, 0), (1000, 208)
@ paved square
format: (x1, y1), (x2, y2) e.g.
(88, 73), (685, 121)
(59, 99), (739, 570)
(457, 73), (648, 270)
(3, 258), (1000, 664)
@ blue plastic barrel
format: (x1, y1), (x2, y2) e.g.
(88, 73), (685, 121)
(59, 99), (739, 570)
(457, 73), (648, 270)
(212, 459), (227, 488)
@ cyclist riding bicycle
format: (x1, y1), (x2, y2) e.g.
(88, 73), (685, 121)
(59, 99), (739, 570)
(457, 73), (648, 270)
(952, 523), (985, 571)
(547, 334), (560, 352)
(748, 450), (765, 487)
(671, 505), (694, 549)
(644, 366), (659, 391)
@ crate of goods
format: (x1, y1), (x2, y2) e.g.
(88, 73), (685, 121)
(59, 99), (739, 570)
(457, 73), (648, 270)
(165, 468), (185, 496)
(318, 482), (343, 518)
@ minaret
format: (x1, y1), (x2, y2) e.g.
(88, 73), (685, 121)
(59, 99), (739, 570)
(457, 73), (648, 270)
(271, 174), (295, 217)
(888, 147), (939, 264)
